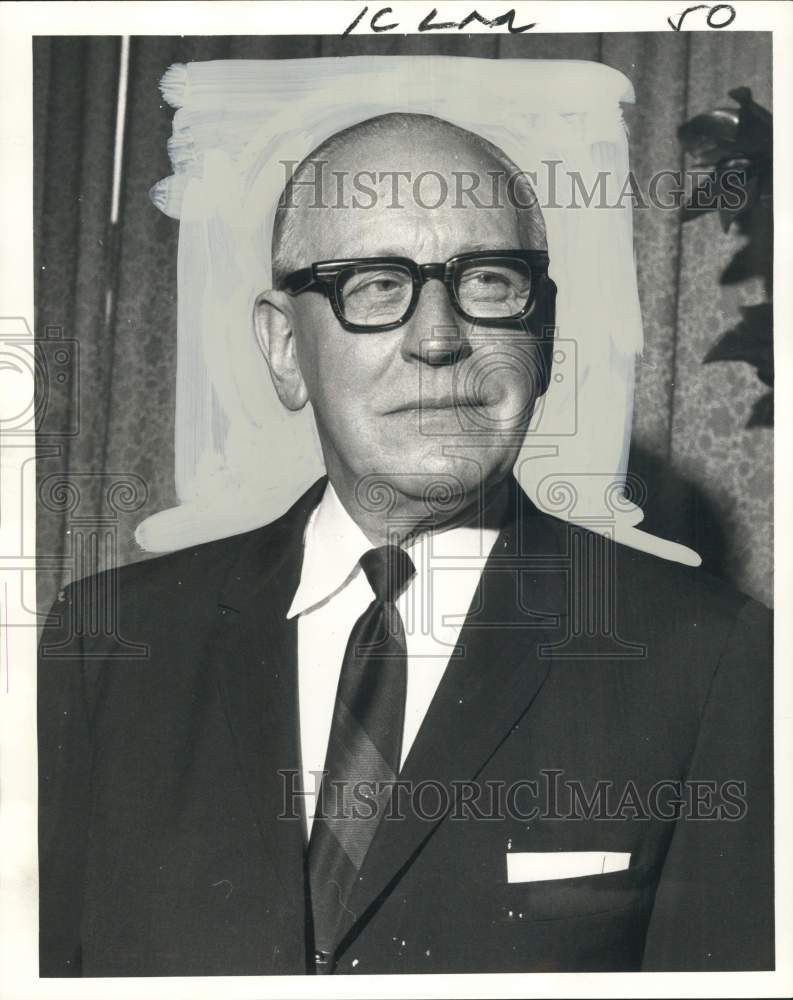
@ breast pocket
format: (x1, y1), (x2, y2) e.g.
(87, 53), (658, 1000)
(494, 862), (659, 924)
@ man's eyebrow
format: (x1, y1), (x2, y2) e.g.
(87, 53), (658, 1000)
(457, 241), (510, 253)
(344, 245), (412, 258)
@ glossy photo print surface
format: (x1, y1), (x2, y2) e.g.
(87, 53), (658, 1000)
(1, 5), (789, 998)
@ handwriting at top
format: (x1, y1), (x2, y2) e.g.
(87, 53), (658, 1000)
(667, 3), (736, 30)
(342, 6), (536, 36)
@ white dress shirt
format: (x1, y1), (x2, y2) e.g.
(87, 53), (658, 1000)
(287, 482), (500, 836)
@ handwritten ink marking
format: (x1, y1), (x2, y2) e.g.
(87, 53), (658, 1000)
(343, 5), (398, 34)
(668, 3), (736, 31)
(372, 7), (399, 32)
(705, 4), (736, 27)
(343, 5), (535, 35)
(342, 5), (369, 35)
(419, 7), (535, 32)
(668, 3), (707, 29)
(457, 9), (535, 31)
(418, 7), (457, 30)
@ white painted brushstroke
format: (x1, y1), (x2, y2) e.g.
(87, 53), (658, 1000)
(136, 56), (701, 569)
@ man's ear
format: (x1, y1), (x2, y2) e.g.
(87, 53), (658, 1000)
(253, 290), (310, 411)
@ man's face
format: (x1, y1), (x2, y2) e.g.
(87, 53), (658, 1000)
(271, 131), (549, 505)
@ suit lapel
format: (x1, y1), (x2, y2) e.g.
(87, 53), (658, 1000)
(339, 489), (568, 950)
(210, 474), (569, 951)
(213, 478), (327, 915)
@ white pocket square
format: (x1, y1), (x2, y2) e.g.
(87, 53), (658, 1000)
(506, 851), (631, 883)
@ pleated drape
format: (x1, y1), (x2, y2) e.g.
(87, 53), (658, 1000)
(34, 33), (773, 618)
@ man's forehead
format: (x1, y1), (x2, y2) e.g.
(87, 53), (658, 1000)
(304, 203), (523, 262)
(290, 131), (524, 261)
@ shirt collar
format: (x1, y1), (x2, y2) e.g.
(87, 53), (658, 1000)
(286, 481), (372, 619)
(287, 480), (504, 619)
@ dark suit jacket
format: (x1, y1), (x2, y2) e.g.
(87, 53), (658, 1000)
(38, 477), (773, 976)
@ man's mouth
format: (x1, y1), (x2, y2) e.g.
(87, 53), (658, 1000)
(385, 394), (486, 414)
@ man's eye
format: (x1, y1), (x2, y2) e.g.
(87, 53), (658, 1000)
(469, 271), (508, 287)
(369, 278), (401, 294)
(343, 272), (409, 298)
(460, 269), (527, 298)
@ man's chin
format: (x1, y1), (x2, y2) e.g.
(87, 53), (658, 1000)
(363, 452), (509, 505)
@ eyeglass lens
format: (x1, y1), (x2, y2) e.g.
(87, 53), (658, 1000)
(337, 259), (532, 327)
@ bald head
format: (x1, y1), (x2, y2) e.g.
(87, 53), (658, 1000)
(271, 112), (546, 286)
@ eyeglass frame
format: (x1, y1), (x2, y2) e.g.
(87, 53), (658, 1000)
(278, 249), (552, 333)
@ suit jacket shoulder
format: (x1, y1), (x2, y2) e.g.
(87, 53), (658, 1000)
(43, 478), (327, 652)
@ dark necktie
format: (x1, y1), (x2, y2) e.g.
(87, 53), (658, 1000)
(307, 544), (416, 973)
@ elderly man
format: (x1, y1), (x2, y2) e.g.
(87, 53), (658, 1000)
(39, 113), (773, 977)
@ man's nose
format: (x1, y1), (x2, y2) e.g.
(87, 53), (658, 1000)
(400, 279), (472, 367)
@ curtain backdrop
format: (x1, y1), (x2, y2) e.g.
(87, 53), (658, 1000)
(34, 32), (773, 620)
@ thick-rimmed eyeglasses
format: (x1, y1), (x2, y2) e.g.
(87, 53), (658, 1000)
(279, 250), (551, 333)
